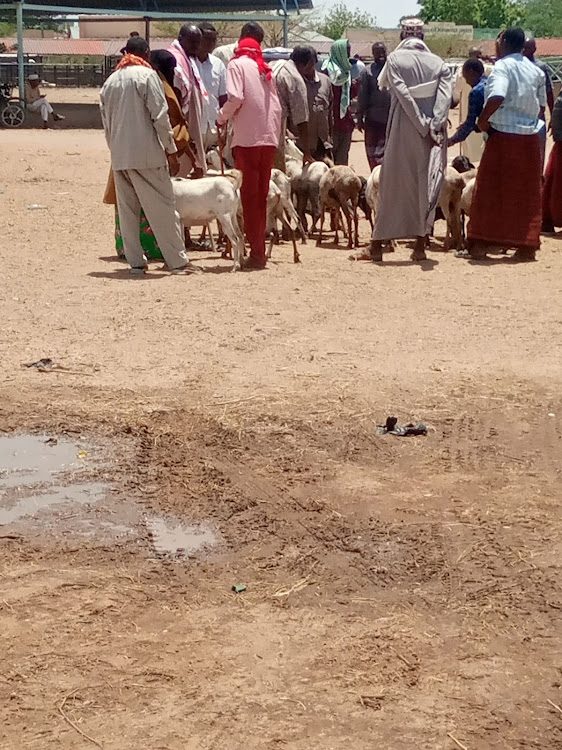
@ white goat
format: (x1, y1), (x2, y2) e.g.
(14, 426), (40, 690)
(172, 172), (244, 272)
(266, 169), (304, 263)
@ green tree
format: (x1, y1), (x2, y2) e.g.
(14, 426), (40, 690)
(417, 0), (523, 28)
(312, 2), (376, 40)
(524, 0), (562, 37)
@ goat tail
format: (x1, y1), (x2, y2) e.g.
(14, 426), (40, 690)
(328, 187), (341, 205)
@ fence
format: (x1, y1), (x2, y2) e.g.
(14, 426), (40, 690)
(0, 62), (106, 87)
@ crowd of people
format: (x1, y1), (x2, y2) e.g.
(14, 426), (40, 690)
(97, 17), (562, 275)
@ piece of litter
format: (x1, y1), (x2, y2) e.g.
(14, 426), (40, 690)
(77, 451), (88, 459)
(548, 413), (555, 417)
(232, 584), (247, 593)
(24, 358), (54, 370)
(377, 416), (428, 437)
(27, 204), (47, 211)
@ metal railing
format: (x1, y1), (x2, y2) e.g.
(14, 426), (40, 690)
(0, 61), (105, 87)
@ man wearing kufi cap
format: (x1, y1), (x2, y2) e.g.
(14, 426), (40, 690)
(366, 17), (452, 262)
(25, 73), (65, 128)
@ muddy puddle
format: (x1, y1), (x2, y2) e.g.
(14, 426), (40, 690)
(0, 434), (218, 561)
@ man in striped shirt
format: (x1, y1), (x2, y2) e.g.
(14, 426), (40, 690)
(463, 27), (546, 262)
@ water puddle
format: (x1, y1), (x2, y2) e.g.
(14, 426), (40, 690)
(0, 483), (109, 525)
(0, 434), (85, 489)
(147, 518), (217, 559)
(0, 433), (219, 561)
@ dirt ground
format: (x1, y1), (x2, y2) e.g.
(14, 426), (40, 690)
(1, 116), (561, 750)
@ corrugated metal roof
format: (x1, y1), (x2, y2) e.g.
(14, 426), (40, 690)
(0, 0), (312, 11)
(3, 34), (561, 60)
(479, 38), (562, 58)
(102, 37), (172, 56)
(0, 37), (106, 54)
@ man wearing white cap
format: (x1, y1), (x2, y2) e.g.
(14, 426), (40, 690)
(25, 74), (65, 128)
(368, 19), (452, 262)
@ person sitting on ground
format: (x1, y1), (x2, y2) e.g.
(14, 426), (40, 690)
(449, 58), (487, 147)
(25, 73), (64, 129)
(464, 27), (546, 262)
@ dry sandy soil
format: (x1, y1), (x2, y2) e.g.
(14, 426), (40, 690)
(0, 117), (561, 750)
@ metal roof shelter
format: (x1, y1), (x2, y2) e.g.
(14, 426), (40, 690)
(0, 0), (312, 101)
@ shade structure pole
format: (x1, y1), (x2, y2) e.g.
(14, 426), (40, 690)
(16, 0), (25, 103)
(280, 0), (288, 46)
(144, 16), (150, 45)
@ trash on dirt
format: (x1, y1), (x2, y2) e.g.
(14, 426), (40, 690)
(24, 358), (54, 370)
(232, 584), (247, 593)
(189, 240), (213, 251)
(77, 450), (88, 459)
(377, 416), (428, 437)
(27, 204), (48, 210)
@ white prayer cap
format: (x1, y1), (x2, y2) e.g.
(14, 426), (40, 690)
(400, 18), (424, 37)
(28, 73), (40, 80)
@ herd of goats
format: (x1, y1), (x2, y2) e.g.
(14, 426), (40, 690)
(170, 140), (476, 271)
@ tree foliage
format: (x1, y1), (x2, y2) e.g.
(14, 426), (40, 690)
(417, 0), (523, 28)
(524, 0), (562, 37)
(312, 2), (376, 40)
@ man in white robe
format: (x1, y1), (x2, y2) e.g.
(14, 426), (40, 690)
(370, 29), (452, 262)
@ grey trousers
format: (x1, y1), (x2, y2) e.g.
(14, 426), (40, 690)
(114, 166), (189, 270)
(333, 130), (353, 166)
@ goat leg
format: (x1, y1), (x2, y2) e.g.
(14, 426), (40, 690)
(346, 209), (353, 250)
(317, 208), (325, 247)
(291, 228), (300, 263)
(267, 231), (275, 260)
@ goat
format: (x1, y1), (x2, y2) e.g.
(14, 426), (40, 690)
(266, 171), (303, 264)
(291, 161), (330, 237)
(438, 167), (466, 251)
(318, 166), (361, 250)
(172, 172), (244, 272)
(451, 156), (478, 240)
(358, 175), (373, 230)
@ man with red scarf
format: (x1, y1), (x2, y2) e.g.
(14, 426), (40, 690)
(100, 36), (200, 275)
(217, 37), (282, 270)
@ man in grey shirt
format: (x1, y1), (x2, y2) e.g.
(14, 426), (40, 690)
(100, 36), (199, 275)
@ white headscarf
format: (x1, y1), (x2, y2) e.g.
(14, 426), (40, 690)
(377, 38), (432, 91)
